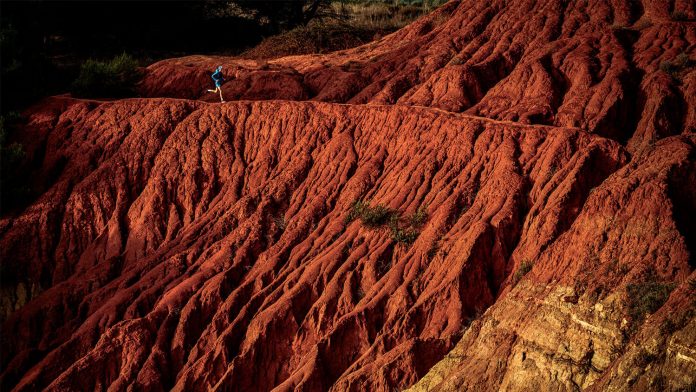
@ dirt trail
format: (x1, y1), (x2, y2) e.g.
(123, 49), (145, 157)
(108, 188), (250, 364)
(54, 93), (585, 132)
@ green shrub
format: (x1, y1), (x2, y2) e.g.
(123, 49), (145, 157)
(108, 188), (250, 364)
(347, 200), (427, 246)
(407, 206), (428, 227)
(0, 112), (21, 144)
(659, 52), (695, 80)
(390, 226), (419, 244)
(660, 52), (696, 80)
(388, 206), (427, 245)
(71, 53), (141, 98)
(626, 275), (675, 328)
(659, 60), (678, 76)
(357, 203), (394, 227)
(512, 260), (533, 286)
(674, 53), (693, 68)
(355, 287), (365, 301)
(345, 200), (368, 223)
(0, 112), (31, 212)
(346, 200), (395, 227)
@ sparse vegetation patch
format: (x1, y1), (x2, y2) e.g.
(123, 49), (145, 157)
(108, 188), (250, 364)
(512, 260), (533, 286)
(346, 200), (395, 227)
(408, 206), (428, 227)
(626, 271), (675, 331)
(242, 0), (448, 59)
(659, 52), (695, 80)
(347, 200), (428, 246)
(1, 112), (31, 212)
(71, 53), (142, 98)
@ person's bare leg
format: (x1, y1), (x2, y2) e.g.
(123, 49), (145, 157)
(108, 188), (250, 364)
(218, 88), (225, 102)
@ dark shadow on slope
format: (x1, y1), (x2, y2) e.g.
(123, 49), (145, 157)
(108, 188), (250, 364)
(593, 27), (645, 144)
(667, 148), (696, 268)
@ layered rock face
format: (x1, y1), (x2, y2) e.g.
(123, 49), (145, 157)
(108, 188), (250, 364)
(1, 0), (695, 391)
(408, 135), (696, 391)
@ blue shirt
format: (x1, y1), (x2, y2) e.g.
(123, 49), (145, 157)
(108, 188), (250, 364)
(212, 70), (224, 87)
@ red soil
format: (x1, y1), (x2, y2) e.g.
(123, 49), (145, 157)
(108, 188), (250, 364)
(1, 0), (694, 391)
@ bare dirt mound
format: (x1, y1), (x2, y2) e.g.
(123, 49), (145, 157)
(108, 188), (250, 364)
(1, 0), (695, 391)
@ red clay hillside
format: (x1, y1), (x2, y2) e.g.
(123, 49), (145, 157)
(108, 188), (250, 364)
(1, 0), (694, 391)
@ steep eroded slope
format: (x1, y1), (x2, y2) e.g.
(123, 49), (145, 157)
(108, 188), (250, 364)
(1, 98), (627, 391)
(1, 0), (695, 390)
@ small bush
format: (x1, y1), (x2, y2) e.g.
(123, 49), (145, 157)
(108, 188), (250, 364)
(71, 53), (141, 98)
(660, 318), (677, 334)
(407, 206), (428, 227)
(347, 200), (428, 246)
(346, 200), (367, 223)
(512, 260), (533, 286)
(660, 60), (681, 79)
(360, 204), (394, 227)
(1, 112), (31, 212)
(608, 258), (632, 275)
(389, 206), (428, 245)
(626, 274), (675, 329)
(618, 263), (632, 275)
(671, 10), (688, 21)
(674, 53), (693, 68)
(660, 52), (695, 79)
(459, 310), (481, 336)
(346, 200), (395, 227)
(390, 226), (420, 244)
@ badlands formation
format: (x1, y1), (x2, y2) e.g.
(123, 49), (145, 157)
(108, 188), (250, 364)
(1, 0), (694, 390)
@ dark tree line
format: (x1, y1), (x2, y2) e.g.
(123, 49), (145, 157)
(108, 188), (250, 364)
(229, 0), (333, 32)
(0, 0), (335, 213)
(0, 0), (332, 111)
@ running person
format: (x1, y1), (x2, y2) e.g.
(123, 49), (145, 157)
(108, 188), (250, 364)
(207, 65), (225, 102)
